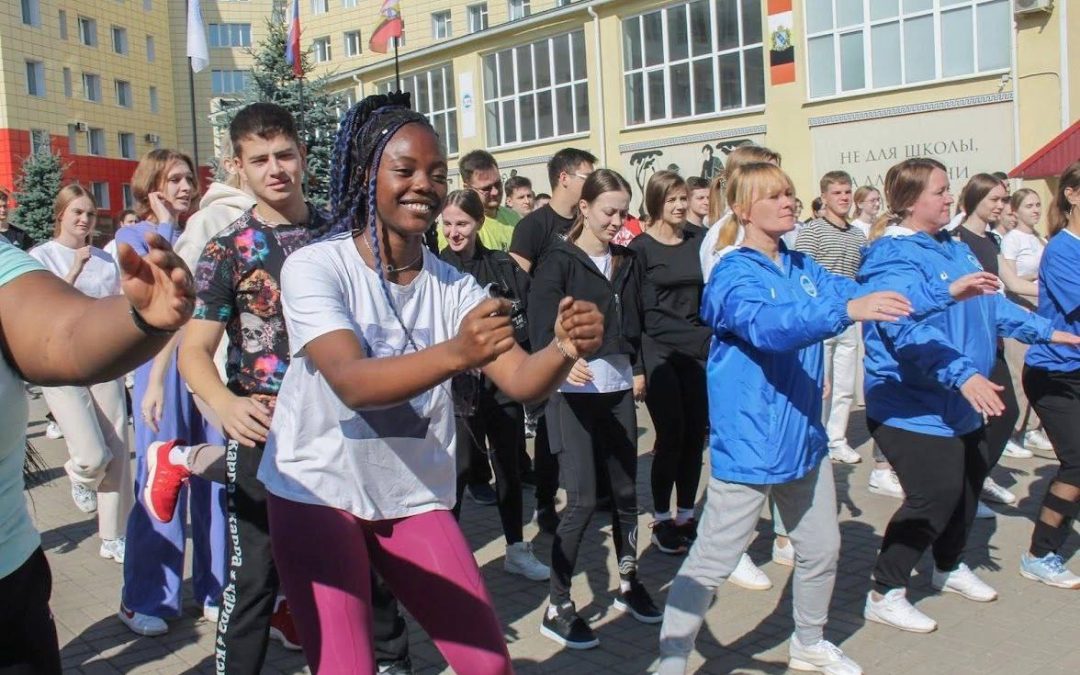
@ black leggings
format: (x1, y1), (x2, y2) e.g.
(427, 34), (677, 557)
(547, 390), (639, 605)
(0, 547), (61, 674)
(1023, 366), (1080, 557)
(643, 339), (708, 515)
(870, 421), (990, 593)
(985, 349), (1021, 471)
(454, 389), (525, 545)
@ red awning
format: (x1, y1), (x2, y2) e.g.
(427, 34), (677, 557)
(1010, 118), (1080, 179)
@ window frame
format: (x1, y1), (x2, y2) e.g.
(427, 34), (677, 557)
(211, 69), (250, 96)
(30, 129), (51, 155)
(115, 80), (133, 108)
(344, 30), (362, 57)
(118, 132), (137, 159)
(112, 25), (128, 54)
(432, 11), (453, 40)
(25, 60), (45, 97)
(376, 64), (460, 157)
(21, 0), (41, 27)
(467, 3), (489, 33)
(312, 36), (332, 63)
(88, 128), (107, 156)
(77, 15), (97, 47)
(83, 73), (102, 102)
(146, 34), (156, 61)
(91, 181), (110, 209)
(149, 85), (159, 113)
(508, 0), (531, 21)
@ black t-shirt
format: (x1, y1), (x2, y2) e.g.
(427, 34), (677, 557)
(0, 225), (32, 250)
(509, 204), (575, 274)
(955, 225), (1000, 277)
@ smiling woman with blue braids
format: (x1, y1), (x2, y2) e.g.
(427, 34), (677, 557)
(256, 92), (605, 674)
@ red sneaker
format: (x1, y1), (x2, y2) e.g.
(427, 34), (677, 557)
(143, 440), (191, 523)
(269, 596), (302, 651)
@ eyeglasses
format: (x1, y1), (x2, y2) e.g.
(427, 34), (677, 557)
(569, 172), (590, 181)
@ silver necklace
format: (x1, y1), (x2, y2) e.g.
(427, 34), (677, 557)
(362, 234), (423, 274)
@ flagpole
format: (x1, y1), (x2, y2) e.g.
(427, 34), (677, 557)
(394, 37), (400, 91)
(188, 58), (200, 168)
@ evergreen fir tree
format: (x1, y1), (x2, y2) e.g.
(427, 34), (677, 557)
(213, 18), (343, 208)
(10, 147), (65, 246)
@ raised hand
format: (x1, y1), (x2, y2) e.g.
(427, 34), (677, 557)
(949, 272), (1001, 301)
(848, 291), (913, 323)
(148, 191), (178, 225)
(450, 297), (516, 370)
(553, 297), (604, 359)
(117, 232), (194, 333)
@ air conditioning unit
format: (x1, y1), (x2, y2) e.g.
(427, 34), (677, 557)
(1015, 0), (1053, 15)
(72, 122), (88, 132)
(144, 133), (160, 144)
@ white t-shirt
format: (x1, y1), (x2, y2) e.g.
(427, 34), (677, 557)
(1001, 229), (1045, 279)
(700, 211), (745, 283)
(259, 233), (488, 521)
(29, 240), (120, 298)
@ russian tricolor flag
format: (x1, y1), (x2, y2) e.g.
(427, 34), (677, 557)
(285, 0), (302, 77)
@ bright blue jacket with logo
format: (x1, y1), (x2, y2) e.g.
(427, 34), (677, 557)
(859, 231), (1054, 438)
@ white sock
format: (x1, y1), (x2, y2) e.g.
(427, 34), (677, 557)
(675, 508), (695, 525)
(654, 511), (672, 522)
(547, 603), (569, 619)
(619, 579), (632, 593)
(168, 444), (191, 467)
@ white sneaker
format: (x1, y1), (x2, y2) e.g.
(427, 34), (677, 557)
(1024, 429), (1053, 452)
(772, 538), (795, 567)
(931, 562), (998, 602)
(789, 634), (863, 675)
(975, 501), (997, 519)
(203, 603), (220, 623)
(46, 421), (64, 439)
(1002, 439), (1034, 459)
(828, 444), (861, 464)
(71, 482), (98, 514)
(504, 541), (550, 581)
(981, 477), (1017, 505)
(99, 538), (125, 564)
(729, 553), (772, 590)
(118, 604), (168, 636)
(864, 589), (937, 633)
(868, 469), (905, 499)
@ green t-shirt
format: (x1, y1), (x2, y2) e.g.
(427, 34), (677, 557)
(0, 239), (45, 578)
(494, 205), (521, 228)
(438, 215), (515, 252)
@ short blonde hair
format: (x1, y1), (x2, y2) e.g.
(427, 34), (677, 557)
(726, 163), (795, 230)
(712, 145), (783, 251)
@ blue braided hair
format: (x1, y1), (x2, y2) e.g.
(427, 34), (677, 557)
(330, 92), (441, 353)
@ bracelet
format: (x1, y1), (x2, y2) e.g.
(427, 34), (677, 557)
(129, 306), (176, 337)
(553, 338), (577, 361)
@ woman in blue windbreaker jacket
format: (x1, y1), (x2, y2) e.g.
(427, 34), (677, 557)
(1019, 161), (1080, 589)
(858, 158), (1080, 635)
(656, 162), (918, 675)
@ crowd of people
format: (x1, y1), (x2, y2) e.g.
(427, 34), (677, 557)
(1, 92), (1078, 675)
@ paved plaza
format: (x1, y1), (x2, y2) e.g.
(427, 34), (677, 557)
(23, 392), (1080, 674)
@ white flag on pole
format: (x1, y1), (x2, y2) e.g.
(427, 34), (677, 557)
(187, 0), (209, 73)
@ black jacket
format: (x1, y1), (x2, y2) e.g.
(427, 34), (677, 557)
(441, 243), (531, 349)
(528, 239), (644, 374)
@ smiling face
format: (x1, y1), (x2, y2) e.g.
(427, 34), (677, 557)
(909, 168), (954, 231)
(374, 123), (449, 237)
(974, 183), (1008, 225)
(662, 186), (689, 226)
(59, 195), (97, 244)
(160, 160), (196, 214)
(441, 203), (481, 253)
(580, 189), (631, 245)
(858, 190), (882, 219)
(234, 132), (306, 208)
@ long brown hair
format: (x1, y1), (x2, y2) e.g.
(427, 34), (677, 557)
(567, 169), (633, 243)
(1049, 161), (1080, 237)
(52, 184), (97, 241)
(869, 158), (946, 241)
(130, 149), (199, 222)
(959, 173), (1005, 226)
(644, 170), (686, 228)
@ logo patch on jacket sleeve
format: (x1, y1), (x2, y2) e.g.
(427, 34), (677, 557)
(966, 254), (982, 270)
(799, 274), (818, 297)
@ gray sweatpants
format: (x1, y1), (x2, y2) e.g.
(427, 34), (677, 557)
(657, 459), (840, 674)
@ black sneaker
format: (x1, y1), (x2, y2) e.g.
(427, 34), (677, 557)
(467, 482), (498, 506)
(651, 520), (689, 554)
(613, 578), (663, 624)
(677, 518), (698, 544)
(540, 602), (599, 649)
(534, 506), (560, 535)
(376, 657), (413, 674)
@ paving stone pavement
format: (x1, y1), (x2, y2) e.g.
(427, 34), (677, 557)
(22, 391), (1080, 674)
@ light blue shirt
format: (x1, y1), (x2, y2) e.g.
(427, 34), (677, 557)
(0, 239), (45, 578)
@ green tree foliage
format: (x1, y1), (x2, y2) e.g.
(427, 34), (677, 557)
(10, 147), (65, 245)
(212, 18), (344, 208)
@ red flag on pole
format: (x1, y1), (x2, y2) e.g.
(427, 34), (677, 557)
(285, 0), (302, 77)
(369, 0), (404, 54)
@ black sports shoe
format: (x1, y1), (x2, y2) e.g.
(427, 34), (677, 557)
(677, 518), (698, 544)
(613, 577), (663, 624)
(651, 520), (689, 554)
(540, 602), (599, 649)
(467, 482), (498, 506)
(376, 657), (413, 674)
(534, 506), (561, 535)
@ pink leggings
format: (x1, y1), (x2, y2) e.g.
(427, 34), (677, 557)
(267, 494), (513, 674)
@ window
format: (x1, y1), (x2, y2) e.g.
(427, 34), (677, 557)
(313, 37), (332, 63)
(149, 86), (159, 112)
(59, 10), (67, 39)
(508, 0), (530, 21)
(118, 133), (136, 159)
(211, 69), (250, 95)
(116, 80), (132, 107)
(83, 73), (102, 102)
(146, 35), (156, 61)
(343, 0), (359, 7)
(111, 26), (128, 54)
(21, 0), (41, 27)
(378, 64), (459, 155)
(467, 3), (489, 33)
(556, 0), (574, 5)
(67, 125), (78, 154)
(805, 0), (1011, 99)
(209, 23), (251, 48)
(91, 182), (110, 209)
(122, 184), (135, 209)
(483, 31), (589, 147)
(344, 31), (362, 57)
(88, 128), (106, 156)
(622, 1), (765, 126)
(312, 0), (328, 14)
(63, 68), (72, 97)
(432, 11), (452, 39)
(78, 16), (97, 46)
(30, 129), (50, 155)
(26, 61), (45, 97)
